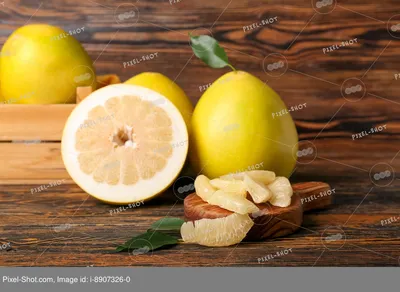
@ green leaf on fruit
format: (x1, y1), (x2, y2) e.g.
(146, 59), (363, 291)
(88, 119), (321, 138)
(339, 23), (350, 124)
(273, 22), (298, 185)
(190, 35), (235, 71)
(150, 217), (185, 231)
(116, 230), (179, 253)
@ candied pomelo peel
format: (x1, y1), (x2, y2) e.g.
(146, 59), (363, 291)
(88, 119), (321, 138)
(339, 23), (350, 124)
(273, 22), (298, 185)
(180, 170), (294, 246)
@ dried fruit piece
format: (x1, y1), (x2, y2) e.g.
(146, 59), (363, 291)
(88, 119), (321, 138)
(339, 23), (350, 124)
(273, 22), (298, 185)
(243, 173), (272, 203)
(221, 170), (276, 185)
(268, 177), (293, 207)
(207, 190), (259, 214)
(194, 175), (217, 201)
(180, 213), (254, 247)
(209, 178), (247, 196)
(195, 175), (258, 214)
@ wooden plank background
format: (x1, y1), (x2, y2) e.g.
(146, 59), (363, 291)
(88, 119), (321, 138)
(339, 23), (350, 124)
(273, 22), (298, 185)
(0, 0), (400, 266)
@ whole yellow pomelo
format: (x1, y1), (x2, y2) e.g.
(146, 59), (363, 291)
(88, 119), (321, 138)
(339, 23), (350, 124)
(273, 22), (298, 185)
(0, 24), (96, 104)
(189, 71), (298, 178)
(125, 72), (193, 133)
(0, 84), (3, 103)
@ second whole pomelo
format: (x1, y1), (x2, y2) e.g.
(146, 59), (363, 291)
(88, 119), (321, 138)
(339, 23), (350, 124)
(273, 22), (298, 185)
(0, 24), (96, 104)
(189, 71), (298, 178)
(125, 72), (193, 134)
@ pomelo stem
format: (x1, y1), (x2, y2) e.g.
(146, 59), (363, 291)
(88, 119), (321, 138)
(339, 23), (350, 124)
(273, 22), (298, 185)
(228, 64), (236, 72)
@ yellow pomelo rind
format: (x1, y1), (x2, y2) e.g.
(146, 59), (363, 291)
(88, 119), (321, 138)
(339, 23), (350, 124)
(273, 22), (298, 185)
(189, 71), (298, 178)
(0, 24), (96, 104)
(125, 72), (193, 134)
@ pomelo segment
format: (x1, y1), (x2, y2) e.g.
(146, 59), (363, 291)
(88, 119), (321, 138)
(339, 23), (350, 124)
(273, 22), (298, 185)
(209, 178), (247, 196)
(181, 213), (254, 247)
(268, 177), (293, 207)
(221, 170), (275, 185)
(207, 190), (259, 214)
(243, 173), (272, 203)
(194, 175), (216, 201)
(193, 171), (293, 211)
(61, 84), (188, 204)
(194, 175), (259, 214)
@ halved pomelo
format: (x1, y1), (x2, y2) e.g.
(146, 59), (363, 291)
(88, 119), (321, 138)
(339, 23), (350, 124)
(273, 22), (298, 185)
(61, 84), (188, 204)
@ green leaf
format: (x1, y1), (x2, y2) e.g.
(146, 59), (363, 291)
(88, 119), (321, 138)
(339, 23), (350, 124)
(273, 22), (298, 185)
(150, 217), (185, 231)
(115, 245), (126, 253)
(190, 35), (235, 71)
(116, 231), (179, 253)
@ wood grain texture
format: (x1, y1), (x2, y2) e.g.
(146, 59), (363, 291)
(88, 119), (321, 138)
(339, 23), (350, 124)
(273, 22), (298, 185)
(0, 105), (74, 141)
(0, 0), (400, 266)
(184, 191), (304, 240)
(0, 75), (120, 141)
(0, 143), (70, 183)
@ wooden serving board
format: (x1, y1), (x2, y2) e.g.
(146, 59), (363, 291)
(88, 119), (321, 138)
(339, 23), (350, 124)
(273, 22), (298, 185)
(184, 182), (333, 241)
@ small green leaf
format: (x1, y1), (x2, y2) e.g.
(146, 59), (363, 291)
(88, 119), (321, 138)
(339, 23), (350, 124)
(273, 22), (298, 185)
(116, 231), (179, 253)
(150, 217), (185, 231)
(115, 245), (126, 253)
(190, 35), (235, 71)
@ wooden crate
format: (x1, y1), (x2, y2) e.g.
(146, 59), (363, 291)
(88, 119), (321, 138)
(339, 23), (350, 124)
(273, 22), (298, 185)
(0, 75), (120, 185)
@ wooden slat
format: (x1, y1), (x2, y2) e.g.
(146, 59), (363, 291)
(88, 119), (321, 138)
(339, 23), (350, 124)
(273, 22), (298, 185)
(0, 105), (74, 141)
(0, 143), (70, 183)
(0, 74), (116, 141)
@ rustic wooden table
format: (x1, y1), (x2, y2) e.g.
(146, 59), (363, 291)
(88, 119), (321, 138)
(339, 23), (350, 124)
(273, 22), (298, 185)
(1, 0), (400, 266)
